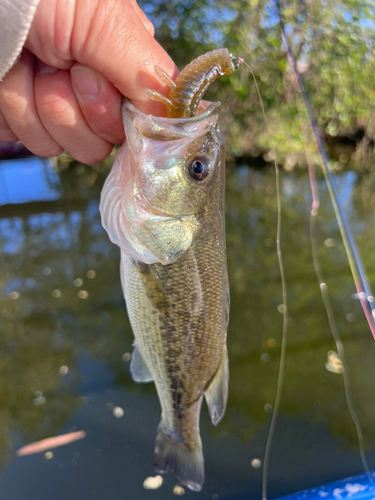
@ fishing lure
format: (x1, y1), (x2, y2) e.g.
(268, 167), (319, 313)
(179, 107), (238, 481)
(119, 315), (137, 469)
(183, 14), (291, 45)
(149, 48), (243, 118)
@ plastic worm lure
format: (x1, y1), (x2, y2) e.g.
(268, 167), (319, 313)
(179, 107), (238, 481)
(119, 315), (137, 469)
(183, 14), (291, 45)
(148, 48), (244, 118)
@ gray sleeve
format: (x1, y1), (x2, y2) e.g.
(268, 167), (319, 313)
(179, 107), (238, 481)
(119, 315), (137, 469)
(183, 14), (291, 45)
(0, 0), (40, 81)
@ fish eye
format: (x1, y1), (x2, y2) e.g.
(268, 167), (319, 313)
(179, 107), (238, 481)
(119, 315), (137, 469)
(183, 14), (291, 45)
(187, 157), (210, 181)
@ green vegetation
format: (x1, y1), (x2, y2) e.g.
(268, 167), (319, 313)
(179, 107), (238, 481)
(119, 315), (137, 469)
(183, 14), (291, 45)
(2, 1), (375, 486)
(140, 0), (375, 169)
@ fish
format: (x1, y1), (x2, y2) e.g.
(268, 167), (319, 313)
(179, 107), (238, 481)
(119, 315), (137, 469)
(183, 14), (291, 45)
(99, 49), (242, 492)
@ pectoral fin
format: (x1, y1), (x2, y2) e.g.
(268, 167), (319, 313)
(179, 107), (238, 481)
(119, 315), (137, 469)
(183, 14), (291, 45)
(132, 215), (199, 265)
(130, 344), (153, 383)
(204, 349), (229, 426)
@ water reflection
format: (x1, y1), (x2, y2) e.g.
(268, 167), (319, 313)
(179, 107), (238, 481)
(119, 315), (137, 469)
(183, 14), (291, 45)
(0, 157), (60, 206)
(0, 159), (375, 498)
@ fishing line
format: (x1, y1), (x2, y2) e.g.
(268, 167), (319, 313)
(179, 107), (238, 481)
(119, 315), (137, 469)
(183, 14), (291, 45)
(293, 86), (372, 483)
(278, 0), (372, 481)
(311, 220), (372, 483)
(276, 0), (375, 339)
(242, 60), (288, 500)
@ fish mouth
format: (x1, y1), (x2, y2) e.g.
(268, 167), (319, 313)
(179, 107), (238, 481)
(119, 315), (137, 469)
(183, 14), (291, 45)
(123, 98), (221, 123)
(123, 98), (221, 141)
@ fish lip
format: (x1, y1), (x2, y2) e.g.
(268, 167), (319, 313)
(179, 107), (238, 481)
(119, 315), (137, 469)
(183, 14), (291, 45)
(122, 97), (220, 144)
(122, 98), (221, 125)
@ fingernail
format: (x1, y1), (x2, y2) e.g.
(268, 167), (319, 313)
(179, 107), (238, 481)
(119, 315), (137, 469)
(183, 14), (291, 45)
(71, 66), (99, 101)
(37, 59), (58, 75)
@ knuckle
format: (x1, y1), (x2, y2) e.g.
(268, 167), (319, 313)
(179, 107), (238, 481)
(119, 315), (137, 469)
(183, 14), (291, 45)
(71, 142), (113, 164)
(145, 19), (155, 37)
(0, 119), (18, 140)
(0, 91), (21, 114)
(38, 95), (71, 120)
(9, 130), (64, 157)
(29, 145), (64, 157)
(0, 133), (18, 142)
(36, 88), (73, 121)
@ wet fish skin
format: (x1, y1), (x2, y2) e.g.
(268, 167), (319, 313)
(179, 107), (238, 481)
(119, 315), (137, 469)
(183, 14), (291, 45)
(100, 100), (229, 492)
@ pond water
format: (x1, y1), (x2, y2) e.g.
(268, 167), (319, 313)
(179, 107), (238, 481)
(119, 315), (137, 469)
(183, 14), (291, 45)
(0, 157), (375, 500)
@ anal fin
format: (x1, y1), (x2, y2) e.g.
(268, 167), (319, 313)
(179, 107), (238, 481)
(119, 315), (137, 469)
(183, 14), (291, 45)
(130, 344), (153, 383)
(204, 348), (229, 426)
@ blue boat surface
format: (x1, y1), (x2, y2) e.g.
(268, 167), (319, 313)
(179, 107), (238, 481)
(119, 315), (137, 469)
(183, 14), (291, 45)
(277, 471), (375, 500)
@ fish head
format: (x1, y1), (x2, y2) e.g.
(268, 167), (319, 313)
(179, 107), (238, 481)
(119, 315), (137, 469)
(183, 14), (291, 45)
(100, 99), (224, 265)
(132, 102), (224, 217)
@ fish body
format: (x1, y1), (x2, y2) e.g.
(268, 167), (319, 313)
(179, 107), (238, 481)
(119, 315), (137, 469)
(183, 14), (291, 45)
(100, 48), (240, 492)
(100, 99), (229, 491)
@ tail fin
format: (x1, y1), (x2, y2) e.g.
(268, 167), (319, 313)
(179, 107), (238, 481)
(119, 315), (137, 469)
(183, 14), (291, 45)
(153, 423), (204, 492)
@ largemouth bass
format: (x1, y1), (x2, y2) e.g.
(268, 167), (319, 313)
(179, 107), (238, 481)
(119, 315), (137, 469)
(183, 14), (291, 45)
(100, 49), (242, 492)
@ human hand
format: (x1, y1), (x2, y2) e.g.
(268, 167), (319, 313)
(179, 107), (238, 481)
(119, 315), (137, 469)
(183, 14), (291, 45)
(0, 0), (177, 163)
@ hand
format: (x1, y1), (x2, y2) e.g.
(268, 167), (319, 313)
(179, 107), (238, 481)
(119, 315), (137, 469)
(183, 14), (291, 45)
(0, 0), (177, 163)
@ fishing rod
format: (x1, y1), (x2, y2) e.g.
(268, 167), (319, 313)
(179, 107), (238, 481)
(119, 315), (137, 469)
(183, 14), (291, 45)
(276, 0), (375, 339)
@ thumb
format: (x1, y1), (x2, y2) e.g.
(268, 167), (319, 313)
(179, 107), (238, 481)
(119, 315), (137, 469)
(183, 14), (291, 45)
(73, 0), (178, 116)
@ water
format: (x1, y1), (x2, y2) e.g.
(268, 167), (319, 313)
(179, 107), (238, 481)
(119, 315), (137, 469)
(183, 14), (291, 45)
(0, 158), (375, 499)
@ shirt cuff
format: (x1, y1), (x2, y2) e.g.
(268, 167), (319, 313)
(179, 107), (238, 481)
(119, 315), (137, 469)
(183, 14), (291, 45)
(0, 0), (40, 80)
